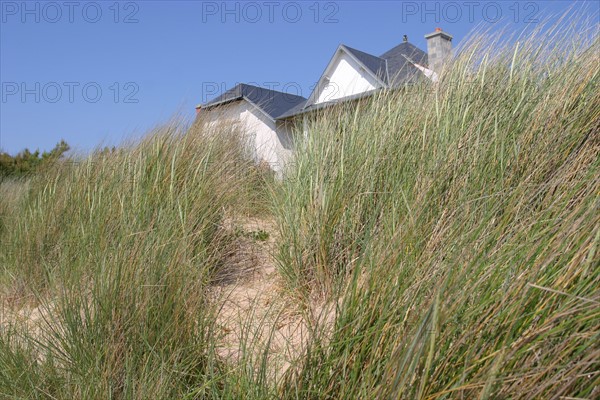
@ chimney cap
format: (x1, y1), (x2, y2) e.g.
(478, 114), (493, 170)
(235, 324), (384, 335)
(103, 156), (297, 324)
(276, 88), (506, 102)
(424, 28), (453, 41)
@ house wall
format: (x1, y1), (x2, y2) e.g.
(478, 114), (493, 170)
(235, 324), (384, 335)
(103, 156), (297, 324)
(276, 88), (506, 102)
(316, 52), (380, 104)
(199, 101), (245, 130)
(198, 100), (293, 173)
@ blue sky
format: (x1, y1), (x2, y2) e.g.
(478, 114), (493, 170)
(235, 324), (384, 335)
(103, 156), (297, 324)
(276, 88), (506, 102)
(0, 0), (596, 154)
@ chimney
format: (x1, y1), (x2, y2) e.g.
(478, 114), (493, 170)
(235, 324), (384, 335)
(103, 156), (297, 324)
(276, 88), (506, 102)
(424, 27), (453, 74)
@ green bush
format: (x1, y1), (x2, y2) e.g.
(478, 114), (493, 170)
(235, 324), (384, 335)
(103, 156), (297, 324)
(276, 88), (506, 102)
(0, 140), (70, 178)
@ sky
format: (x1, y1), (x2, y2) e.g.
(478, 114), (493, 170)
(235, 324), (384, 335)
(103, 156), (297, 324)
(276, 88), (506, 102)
(0, 0), (597, 155)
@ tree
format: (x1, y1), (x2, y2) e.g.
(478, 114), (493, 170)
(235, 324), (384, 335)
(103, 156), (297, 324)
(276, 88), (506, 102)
(0, 140), (71, 178)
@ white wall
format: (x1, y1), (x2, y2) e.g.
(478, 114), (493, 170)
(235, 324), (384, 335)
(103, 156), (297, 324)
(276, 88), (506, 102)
(198, 100), (294, 173)
(316, 52), (381, 104)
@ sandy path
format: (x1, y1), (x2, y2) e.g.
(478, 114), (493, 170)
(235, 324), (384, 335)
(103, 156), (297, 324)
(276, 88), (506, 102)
(1, 215), (335, 379)
(212, 216), (311, 378)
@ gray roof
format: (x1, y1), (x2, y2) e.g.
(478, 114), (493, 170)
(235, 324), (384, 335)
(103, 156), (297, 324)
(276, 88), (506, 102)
(342, 41), (430, 87)
(201, 83), (306, 120)
(277, 89), (381, 120)
(276, 99), (308, 120)
(199, 40), (432, 121)
(277, 40), (431, 120)
(342, 45), (388, 84)
(380, 42), (429, 86)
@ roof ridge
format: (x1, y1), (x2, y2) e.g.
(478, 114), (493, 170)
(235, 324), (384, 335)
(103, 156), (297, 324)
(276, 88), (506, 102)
(341, 44), (389, 85)
(202, 82), (306, 120)
(341, 44), (384, 60)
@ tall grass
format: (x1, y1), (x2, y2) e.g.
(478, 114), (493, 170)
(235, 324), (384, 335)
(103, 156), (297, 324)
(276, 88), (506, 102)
(0, 122), (269, 398)
(1, 16), (598, 400)
(0, 178), (29, 237)
(275, 21), (599, 398)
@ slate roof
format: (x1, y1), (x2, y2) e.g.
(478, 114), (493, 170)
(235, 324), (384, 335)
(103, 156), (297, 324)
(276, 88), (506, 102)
(277, 89), (381, 120)
(200, 40), (433, 121)
(201, 83), (306, 120)
(341, 41), (430, 87)
(342, 45), (388, 84)
(277, 40), (431, 119)
(380, 41), (429, 86)
(276, 99), (308, 120)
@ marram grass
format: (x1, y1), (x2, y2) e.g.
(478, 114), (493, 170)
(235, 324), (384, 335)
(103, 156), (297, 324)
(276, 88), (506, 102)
(0, 122), (268, 399)
(1, 17), (599, 400)
(274, 20), (599, 399)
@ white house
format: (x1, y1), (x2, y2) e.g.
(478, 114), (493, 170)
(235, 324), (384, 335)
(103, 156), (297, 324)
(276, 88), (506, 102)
(194, 84), (305, 170)
(195, 28), (453, 173)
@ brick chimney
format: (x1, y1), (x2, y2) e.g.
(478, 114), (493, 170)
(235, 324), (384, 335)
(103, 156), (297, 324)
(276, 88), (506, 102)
(424, 27), (453, 74)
